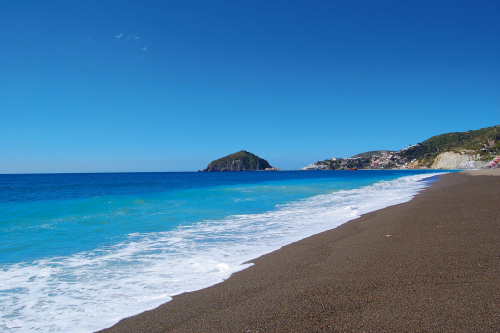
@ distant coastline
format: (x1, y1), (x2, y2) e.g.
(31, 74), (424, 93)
(302, 124), (500, 171)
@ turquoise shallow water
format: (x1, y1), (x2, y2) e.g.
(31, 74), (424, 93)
(0, 170), (446, 332)
(1, 170), (440, 264)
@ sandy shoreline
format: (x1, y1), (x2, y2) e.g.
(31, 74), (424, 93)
(100, 170), (500, 332)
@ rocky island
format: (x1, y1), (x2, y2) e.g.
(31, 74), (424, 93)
(200, 150), (276, 172)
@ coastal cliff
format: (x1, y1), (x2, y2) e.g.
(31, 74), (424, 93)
(430, 152), (489, 169)
(305, 124), (500, 170)
(201, 151), (274, 172)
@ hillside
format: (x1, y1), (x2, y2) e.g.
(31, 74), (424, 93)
(201, 151), (274, 172)
(351, 150), (393, 159)
(305, 124), (500, 170)
(394, 125), (500, 168)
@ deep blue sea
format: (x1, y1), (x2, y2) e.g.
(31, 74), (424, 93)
(0, 170), (447, 332)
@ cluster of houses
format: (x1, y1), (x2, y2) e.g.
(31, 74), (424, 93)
(302, 152), (398, 170)
(367, 152), (394, 168)
(301, 163), (328, 170)
(301, 146), (499, 171)
(487, 156), (500, 168)
(400, 143), (421, 151)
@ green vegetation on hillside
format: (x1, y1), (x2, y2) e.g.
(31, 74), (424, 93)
(397, 125), (500, 167)
(351, 150), (392, 158)
(310, 124), (500, 170)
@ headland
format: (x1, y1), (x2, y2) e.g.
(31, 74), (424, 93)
(303, 124), (500, 171)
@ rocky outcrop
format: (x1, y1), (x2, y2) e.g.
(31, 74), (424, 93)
(431, 152), (488, 169)
(201, 151), (273, 172)
(431, 152), (469, 169)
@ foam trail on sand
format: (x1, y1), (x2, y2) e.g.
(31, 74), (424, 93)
(0, 173), (443, 332)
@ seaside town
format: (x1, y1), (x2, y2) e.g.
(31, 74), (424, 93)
(303, 151), (500, 171)
(302, 125), (500, 171)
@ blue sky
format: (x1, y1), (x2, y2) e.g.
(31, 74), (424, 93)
(1, 0), (499, 173)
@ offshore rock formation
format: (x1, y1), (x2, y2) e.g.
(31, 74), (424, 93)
(201, 150), (273, 172)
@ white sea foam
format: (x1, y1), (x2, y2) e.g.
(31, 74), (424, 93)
(0, 173), (443, 332)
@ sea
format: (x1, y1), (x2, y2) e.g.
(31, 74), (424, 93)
(0, 170), (447, 332)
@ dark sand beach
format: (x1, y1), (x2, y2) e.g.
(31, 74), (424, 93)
(100, 170), (500, 332)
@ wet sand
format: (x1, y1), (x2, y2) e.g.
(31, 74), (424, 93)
(100, 170), (500, 332)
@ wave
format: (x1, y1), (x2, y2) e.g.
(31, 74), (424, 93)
(0, 173), (444, 332)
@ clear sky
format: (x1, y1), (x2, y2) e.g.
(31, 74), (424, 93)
(1, 0), (499, 173)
